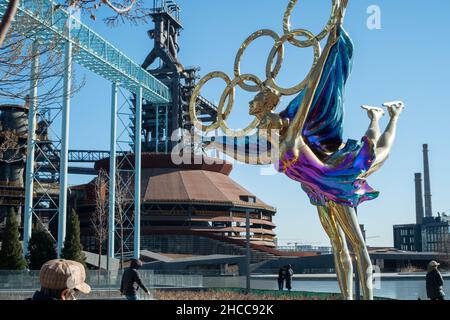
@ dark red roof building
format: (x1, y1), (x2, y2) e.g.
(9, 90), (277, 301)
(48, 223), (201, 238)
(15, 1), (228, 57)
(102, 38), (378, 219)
(74, 154), (278, 260)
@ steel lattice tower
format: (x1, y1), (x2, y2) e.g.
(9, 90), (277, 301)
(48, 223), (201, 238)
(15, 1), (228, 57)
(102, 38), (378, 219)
(141, 0), (217, 153)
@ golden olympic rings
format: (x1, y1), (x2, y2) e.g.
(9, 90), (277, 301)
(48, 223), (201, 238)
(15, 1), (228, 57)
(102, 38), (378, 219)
(283, 0), (339, 48)
(265, 29), (321, 96)
(234, 29), (284, 93)
(189, 71), (233, 133)
(217, 74), (263, 137)
(189, 72), (262, 137)
(190, 0), (341, 136)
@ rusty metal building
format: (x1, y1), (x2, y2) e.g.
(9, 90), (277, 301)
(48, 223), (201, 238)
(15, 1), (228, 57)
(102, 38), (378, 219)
(0, 104), (28, 224)
(74, 154), (278, 259)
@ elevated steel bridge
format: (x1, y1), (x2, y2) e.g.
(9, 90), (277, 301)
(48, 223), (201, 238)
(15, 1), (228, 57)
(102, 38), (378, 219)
(0, 0), (172, 259)
(0, 0), (171, 103)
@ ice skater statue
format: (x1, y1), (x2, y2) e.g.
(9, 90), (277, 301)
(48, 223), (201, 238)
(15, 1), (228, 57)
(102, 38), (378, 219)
(189, 0), (404, 300)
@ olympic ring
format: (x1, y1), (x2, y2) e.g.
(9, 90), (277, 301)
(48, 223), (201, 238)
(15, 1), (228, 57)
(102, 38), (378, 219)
(265, 29), (321, 96)
(189, 71), (233, 133)
(191, 0), (343, 136)
(234, 29), (284, 92)
(283, 0), (339, 48)
(217, 74), (263, 137)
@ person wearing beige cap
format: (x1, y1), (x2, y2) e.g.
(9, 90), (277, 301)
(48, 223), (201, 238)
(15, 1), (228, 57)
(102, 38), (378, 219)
(29, 259), (91, 300)
(426, 260), (445, 301)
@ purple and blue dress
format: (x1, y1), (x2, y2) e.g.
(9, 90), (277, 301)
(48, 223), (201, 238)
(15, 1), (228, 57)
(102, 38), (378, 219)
(214, 27), (379, 208)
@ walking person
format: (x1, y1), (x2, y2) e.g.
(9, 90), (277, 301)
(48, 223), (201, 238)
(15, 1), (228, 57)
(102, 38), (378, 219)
(277, 267), (285, 291)
(426, 260), (445, 301)
(285, 264), (294, 293)
(29, 259), (91, 300)
(120, 259), (150, 300)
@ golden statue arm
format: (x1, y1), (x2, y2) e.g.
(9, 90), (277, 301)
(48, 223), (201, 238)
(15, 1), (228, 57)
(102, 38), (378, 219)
(284, 0), (348, 145)
(284, 0), (350, 147)
(337, 0), (349, 25)
(284, 32), (338, 145)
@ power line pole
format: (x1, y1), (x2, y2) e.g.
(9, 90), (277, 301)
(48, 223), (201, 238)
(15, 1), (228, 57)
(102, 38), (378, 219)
(354, 207), (365, 300)
(245, 208), (251, 294)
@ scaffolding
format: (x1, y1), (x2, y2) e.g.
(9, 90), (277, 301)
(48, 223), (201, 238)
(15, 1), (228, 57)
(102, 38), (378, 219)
(0, 0), (171, 260)
(109, 86), (142, 260)
(142, 104), (170, 153)
(152, 0), (181, 24)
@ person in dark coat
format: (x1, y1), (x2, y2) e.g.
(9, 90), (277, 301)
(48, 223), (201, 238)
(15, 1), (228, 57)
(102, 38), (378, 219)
(285, 264), (294, 292)
(120, 259), (150, 300)
(426, 260), (445, 301)
(277, 267), (285, 291)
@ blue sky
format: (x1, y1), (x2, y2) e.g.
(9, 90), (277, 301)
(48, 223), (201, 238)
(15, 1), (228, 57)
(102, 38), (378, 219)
(67, 0), (450, 247)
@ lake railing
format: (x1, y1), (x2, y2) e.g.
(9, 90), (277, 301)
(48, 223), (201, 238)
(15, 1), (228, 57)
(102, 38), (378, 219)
(0, 270), (203, 299)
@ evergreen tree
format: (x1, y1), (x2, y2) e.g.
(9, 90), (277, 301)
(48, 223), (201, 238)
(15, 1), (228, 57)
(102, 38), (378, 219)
(0, 208), (27, 270)
(61, 209), (86, 267)
(27, 226), (57, 270)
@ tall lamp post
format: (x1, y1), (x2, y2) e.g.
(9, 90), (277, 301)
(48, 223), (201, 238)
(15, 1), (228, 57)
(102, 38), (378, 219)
(241, 196), (255, 295)
(245, 208), (251, 294)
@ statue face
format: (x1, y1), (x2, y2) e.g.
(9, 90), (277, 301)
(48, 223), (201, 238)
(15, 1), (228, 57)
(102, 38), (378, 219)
(249, 93), (266, 116)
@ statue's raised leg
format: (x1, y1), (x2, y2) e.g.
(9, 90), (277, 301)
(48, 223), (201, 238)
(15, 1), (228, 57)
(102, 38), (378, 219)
(361, 105), (385, 144)
(376, 102), (405, 156)
(365, 101), (405, 177)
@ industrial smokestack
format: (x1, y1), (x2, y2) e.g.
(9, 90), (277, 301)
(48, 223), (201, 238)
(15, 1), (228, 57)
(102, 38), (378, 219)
(414, 173), (424, 224)
(423, 144), (433, 218)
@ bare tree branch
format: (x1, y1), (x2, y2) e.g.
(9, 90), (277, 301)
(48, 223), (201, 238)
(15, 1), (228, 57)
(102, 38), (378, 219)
(91, 168), (109, 270)
(102, 0), (136, 14)
(0, 18), (85, 167)
(64, 0), (149, 25)
(114, 168), (134, 269)
(0, 0), (19, 49)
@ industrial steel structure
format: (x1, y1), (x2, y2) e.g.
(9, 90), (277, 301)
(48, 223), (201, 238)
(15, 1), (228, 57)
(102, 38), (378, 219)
(141, 0), (217, 153)
(0, 0), (264, 264)
(0, 104), (28, 224)
(0, 0), (171, 259)
(0, 104), (115, 222)
(393, 144), (450, 253)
